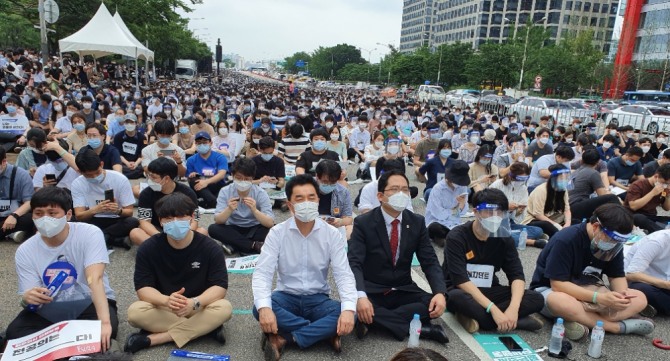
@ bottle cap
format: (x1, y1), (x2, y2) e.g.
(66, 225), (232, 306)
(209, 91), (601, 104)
(596, 320), (603, 327)
(413, 314), (420, 320)
(557, 317), (563, 324)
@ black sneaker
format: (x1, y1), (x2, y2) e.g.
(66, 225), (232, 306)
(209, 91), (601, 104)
(124, 332), (151, 354)
(210, 324), (226, 345)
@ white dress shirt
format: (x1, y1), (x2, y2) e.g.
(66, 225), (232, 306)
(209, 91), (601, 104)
(252, 217), (358, 312)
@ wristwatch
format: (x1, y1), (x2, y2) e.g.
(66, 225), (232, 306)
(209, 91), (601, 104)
(10, 212), (20, 220)
(192, 297), (201, 311)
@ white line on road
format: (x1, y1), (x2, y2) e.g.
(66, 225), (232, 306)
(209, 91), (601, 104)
(411, 269), (492, 360)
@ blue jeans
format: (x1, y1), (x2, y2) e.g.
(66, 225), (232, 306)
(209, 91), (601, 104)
(510, 223), (543, 247)
(253, 291), (341, 348)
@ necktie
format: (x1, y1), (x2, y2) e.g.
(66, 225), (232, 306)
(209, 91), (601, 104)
(390, 219), (399, 266)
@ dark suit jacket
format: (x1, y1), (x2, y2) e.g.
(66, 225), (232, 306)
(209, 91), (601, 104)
(348, 207), (447, 295)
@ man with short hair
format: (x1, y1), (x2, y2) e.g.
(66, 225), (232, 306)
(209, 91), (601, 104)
(527, 146), (576, 190)
(131, 157), (205, 245)
(643, 148), (670, 177)
(525, 127), (554, 162)
(33, 140), (79, 191)
(295, 128), (340, 176)
(124, 193), (232, 354)
(0, 147), (34, 243)
(84, 123), (122, 173)
(530, 204), (653, 341)
(4, 187), (117, 352)
(141, 119), (186, 177)
(79, 96), (100, 124)
(252, 175), (357, 359)
(413, 122), (442, 182)
(209, 158), (274, 255)
(30, 93), (52, 130)
(349, 170), (449, 343)
(315, 160), (353, 235)
(624, 164), (670, 233)
(347, 115), (371, 163)
(277, 123), (311, 165)
(568, 149), (621, 221)
(425, 160), (471, 246)
(71, 149), (139, 248)
(252, 136), (285, 190)
(186, 131), (229, 209)
(0, 97), (30, 152)
(113, 114), (145, 179)
(607, 146), (644, 193)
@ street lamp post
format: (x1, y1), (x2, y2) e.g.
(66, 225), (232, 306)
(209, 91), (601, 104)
(376, 42), (396, 85)
(331, 52), (334, 80)
(518, 17), (546, 90)
(360, 47), (377, 83)
(437, 46), (443, 85)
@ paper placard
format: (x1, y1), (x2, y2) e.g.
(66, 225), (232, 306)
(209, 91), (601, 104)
(1, 320), (101, 361)
(226, 255), (259, 274)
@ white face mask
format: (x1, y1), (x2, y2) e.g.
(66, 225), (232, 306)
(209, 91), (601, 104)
(293, 201), (319, 223)
(387, 145), (400, 155)
(234, 180), (252, 192)
(641, 146), (650, 154)
(147, 178), (163, 192)
(539, 137), (550, 145)
(375, 141), (384, 148)
(125, 124), (136, 132)
(480, 216), (503, 233)
(218, 128), (228, 136)
(387, 192), (410, 212)
(34, 215), (67, 238)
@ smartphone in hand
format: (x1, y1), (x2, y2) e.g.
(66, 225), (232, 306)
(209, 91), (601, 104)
(104, 189), (114, 202)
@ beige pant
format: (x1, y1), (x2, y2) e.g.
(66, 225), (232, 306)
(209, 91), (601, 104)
(127, 299), (233, 347)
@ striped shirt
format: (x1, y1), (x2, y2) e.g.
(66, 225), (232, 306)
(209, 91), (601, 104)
(278, 136), (311, 164)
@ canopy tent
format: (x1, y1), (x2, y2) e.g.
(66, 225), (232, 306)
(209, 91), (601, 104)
(58, 3), (154, 88)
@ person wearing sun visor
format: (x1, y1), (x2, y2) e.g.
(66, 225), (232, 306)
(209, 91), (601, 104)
(530, 203), (654, 342)
(522, 165), (572, 238)
(443, 189), (545, 334)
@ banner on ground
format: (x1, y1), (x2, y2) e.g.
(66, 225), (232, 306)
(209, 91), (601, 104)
(473, 333), (542, 361)
(1, 320), (101, 361)
(226, 255), (259, 274)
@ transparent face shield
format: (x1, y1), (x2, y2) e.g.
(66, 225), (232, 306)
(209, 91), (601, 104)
(590, 220), (630, 262)
(550, 168), (574, 191)
(474, 203), (512, 238)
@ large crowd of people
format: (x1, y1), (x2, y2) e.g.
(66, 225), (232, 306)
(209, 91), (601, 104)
(1, 48), (669, 360)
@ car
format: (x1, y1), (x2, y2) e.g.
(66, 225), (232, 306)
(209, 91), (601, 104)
(508, 97), (593, 126)
(417, 85), (446, 105)
(604, 104), (670, 134)
(478, 94), (517, 114)
(445, 89), (480, 107)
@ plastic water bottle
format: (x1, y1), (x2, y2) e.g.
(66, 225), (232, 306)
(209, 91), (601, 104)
(518, 228), (527, 251)
(408, 313), (421, 348)
(549, 318), (565, 355)
(665, 222), (670, 230)
(587, 321), (605, 358)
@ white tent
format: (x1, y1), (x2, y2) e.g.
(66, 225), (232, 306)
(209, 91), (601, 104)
(58, 3), (154, 87)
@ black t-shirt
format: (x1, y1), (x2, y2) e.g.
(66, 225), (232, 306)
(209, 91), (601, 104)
(33, 151), (47, 167)
(495, 127), (508, 140)
(253, 154), (286, 181)
(49, 68), (63, 81)
(295, 150), (340, 175)
(86, 144), (122, 170)
(443, 221), (524, 289)
(530, 223), (625, 290)
(113, 131), (146, 162)
(134, 232), (228, 297)
(137, 182), (199, 229)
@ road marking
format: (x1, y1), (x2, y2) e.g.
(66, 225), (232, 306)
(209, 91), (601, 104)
(411, 269), (492, 360)
(233, 309), (253, 315)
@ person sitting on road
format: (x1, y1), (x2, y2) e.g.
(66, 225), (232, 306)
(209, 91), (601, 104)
(638, 137), (654, 165)
(523, 164), (572, 238)
(32, 140), (79, 191)
(525, 127), (554, 162)
(418, 139), (455, 202)
(468, 145), (498, 194)
(357, 158), (416, 214)
(643, 148), (670, 177)
(597, 134), (617, 162)
(650, 132), (667, 160)
(83, 123), (123, 173)
(252, 136), (285, 190)
(444, 188), (544, 334)
(112, 113), (145, 180)
(315, 160), (353, 237)
(493, 135), (526, 178)
(131, 157), (206, 245)
(624, 163), (670, 233)
(252, 174), (357, 359)
(490, 162), (546, 249)
(413, 122), (441, 182)
(16, 127), (48, 176)
(70, 149), (139, 249)
(425, 160), (471, 247)
(124, 193), (232, 354)
(348, 170), (449, 345)
(295, 128), (340, 176)
(209, 157), (274, 255)
(530, 203), (654, 341)
(141, 119), (187, 177)
(527, 145), (575, 191)
(4, 187), (118, 353)
(568, 148), (621, 222)
(0, 147), (35, 243)
(607, 146), (644, 197)
(625, 229), (670, 317)
(185, 131), (229, 209)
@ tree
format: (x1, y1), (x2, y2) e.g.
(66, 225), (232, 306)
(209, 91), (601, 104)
(464, 42), (517, 89)
(390, 52), (426, 85)
(308, 44), (365, 79)
(283, 51), (312, 73)
(336, 63), (372, 82)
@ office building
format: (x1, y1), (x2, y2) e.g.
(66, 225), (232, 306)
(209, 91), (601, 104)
(400, 0), (435, 52)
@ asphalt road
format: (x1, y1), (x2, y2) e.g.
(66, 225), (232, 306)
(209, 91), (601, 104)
(1, 160), (669, 361)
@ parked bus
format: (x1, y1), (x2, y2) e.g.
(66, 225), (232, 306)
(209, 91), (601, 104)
(622, 90), (670, 104)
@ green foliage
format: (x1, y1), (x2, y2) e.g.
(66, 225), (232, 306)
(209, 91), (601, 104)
(283, 51), (312, 74)
(308, 44), (365, 79)
(336, 63), (374, 82)
(0, 12), (40, 48)
(464, 42), (518, 88)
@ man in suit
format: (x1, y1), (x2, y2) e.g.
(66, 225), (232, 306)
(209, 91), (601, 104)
(348, 169), (449, 344)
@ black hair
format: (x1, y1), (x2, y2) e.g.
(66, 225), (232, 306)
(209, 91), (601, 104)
(590, 203), (634, 235)
(154, 119), (176, 135)
(662, 149), (670, 159)
(536, 127), (550, 137)
(438, 139), (451, 150)
(554, 145), (575, 160)
(45, 139), (69, 161)
(233, 157), (256, 178)
(545, 164), (567, 214)
(389, 347), (448, 361)
(581, 149), (600, 166)
(85, 122), (106, 136)
(626, 146), (644, 158)
(576, 133), (591, 146)
(506, 135), (522, 145)
(503, 161), (530, 186)
(638, 137), (652, 145)
(26, 127), (47, 146)
(155, 192), (197, 219)
(30, 187), (73, 213)
(0, 147), (5, 162)
(147, 157), (178, 180)
(80, 96), (93, 103)
(309, 127), (329, 141)
(377, 169), (409, 193)
(289, 123), (304, 138)
(657, 163), (670, 180)
(40, 93), (52, 103)
(602, 134), (616, 143)
(472, 188), (509, 211)
(258, 136), (275, 150)
(315, 160), (341, 183)
(74, 148), (102, 172)
(285, 174), (319, 200)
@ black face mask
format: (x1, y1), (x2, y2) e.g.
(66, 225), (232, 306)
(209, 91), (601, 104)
(195, 118), (202, 125)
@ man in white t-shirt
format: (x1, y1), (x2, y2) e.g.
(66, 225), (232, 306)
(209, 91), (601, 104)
(146, 97), (163, 120)
(71, 149), (138, 249)
(141, 119), (186, 177)
(52, 101), (81, 139)
(4, 187), (118, 353)
(0, 96), (30, 151)
(33, 140), (79, 191)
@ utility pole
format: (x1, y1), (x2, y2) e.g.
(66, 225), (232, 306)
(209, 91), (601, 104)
(437, 46), (443, 85)
(38, 0), (48, 63)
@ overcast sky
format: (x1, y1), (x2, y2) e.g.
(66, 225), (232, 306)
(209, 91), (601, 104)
(179, 0), (403, 63)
